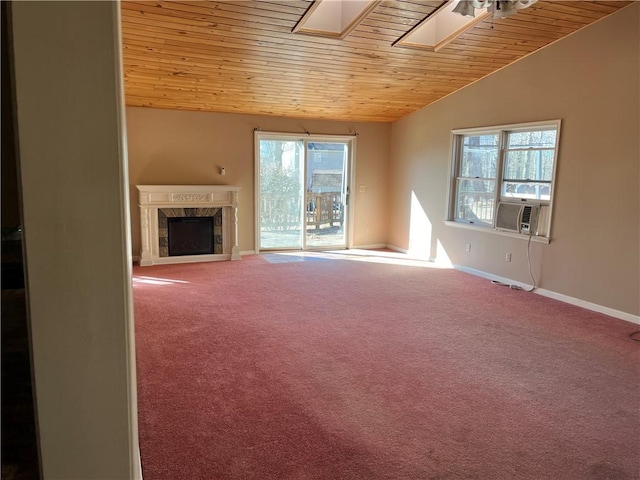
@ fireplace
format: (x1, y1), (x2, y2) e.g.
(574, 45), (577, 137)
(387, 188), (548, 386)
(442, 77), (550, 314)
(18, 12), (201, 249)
(158, 208), (223, 257)
(137, 185), (240, 266)
(168, 217), (215, 256)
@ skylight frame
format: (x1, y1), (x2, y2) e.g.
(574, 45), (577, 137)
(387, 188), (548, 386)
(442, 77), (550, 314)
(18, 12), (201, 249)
(292, 0), (381, 39)
(393, 1), (489, 52)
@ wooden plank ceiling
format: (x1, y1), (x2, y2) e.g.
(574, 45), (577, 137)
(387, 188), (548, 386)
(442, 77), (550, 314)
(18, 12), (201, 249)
(121, 0), (631, 122)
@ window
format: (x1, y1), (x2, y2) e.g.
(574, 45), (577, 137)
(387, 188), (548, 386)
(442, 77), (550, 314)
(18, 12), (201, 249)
(449, 120), (561, 239)
(502, 128), (557, 201)
(454, 132), (499, 226)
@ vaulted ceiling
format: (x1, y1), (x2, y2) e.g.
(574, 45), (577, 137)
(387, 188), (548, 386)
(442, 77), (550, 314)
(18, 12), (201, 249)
(121, 1), (631, 122)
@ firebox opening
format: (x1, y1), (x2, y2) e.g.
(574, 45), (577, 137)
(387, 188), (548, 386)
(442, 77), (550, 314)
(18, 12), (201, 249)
(168, 217), (215, 256)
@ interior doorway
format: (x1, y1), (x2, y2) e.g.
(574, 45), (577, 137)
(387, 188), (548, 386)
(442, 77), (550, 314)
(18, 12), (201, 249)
(255, 132), (354, 252)
(1, 3), (40, 478)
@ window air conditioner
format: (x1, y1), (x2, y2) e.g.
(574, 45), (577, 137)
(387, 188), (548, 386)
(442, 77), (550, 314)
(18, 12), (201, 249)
(495, 202), (539, 234)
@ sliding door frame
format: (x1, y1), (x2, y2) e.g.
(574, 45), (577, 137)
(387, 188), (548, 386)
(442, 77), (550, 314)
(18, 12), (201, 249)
(254, 131), (356, 252)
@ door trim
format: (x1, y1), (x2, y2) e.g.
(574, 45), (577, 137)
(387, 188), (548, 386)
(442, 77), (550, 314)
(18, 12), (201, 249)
(254, 131), (356, 252)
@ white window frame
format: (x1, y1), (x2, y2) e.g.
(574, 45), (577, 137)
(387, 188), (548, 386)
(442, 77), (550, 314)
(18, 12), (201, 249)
(446, 119), (561, 243)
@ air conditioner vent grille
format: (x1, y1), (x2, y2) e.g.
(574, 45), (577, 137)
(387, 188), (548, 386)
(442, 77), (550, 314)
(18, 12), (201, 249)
(495, 202), (539, 234)
(495, 203), (522, 233)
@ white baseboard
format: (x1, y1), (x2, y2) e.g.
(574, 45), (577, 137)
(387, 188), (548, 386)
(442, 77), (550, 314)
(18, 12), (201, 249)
(454, 264), (640, 325)
(386, 244), (436, 262)
(455, 265), (532, 290)
(386, 244), (408, 254)
(240, 250), (256, 256)
(351, 243), (387, 250)
(534, 288), (640, 325)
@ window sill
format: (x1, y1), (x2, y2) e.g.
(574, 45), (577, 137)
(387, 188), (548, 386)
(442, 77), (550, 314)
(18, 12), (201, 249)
(443, 220), (551, 244)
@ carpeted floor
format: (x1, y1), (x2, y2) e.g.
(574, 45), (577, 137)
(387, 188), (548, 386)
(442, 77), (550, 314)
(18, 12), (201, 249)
(133, 252), (640, 479)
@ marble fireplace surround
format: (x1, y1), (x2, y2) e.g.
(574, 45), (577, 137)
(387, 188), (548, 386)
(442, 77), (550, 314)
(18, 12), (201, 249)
(137, 185), (240, 266)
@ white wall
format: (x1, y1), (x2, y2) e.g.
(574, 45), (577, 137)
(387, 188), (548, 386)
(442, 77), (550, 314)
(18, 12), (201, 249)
(11, 2), (140, 478)
(388, 5), (640, 317)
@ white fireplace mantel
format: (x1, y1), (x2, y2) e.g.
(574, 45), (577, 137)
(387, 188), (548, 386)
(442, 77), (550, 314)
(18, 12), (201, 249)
(137, 185), (241, 266)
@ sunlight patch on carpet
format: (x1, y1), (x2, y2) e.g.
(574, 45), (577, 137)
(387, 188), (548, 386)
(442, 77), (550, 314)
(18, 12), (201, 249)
(132, 275), (190, 286)
(262, 249), (452, 269)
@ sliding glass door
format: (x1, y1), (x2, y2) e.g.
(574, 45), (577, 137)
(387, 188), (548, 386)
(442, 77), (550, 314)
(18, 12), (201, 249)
(304, 141), (348, 249)
(256, 133), (352, 251)
(258, 137), (305, 249)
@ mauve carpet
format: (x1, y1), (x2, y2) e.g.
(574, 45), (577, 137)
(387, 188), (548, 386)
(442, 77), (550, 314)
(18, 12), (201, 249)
(133, 252), (640, 480)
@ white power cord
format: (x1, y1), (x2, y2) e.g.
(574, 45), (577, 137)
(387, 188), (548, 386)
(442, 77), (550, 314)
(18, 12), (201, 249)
(524, 232), (536, 292)
(491, 232), (536, 292)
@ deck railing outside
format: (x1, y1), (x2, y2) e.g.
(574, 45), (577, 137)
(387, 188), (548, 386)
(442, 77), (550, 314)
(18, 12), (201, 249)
(260, 192), (343, 232)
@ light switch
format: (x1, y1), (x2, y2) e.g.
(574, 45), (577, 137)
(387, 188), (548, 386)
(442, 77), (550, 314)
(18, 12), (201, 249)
(358, 185), (366, 193)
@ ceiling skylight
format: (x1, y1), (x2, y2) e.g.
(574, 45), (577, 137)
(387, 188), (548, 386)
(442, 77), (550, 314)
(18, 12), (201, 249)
(292, 0), (380, 39)
(393, 0), (489, 52)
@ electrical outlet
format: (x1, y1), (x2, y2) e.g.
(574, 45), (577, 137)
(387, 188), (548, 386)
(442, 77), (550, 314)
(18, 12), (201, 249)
(465, 243), (471, 253)
(506, 252), (512, 262)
